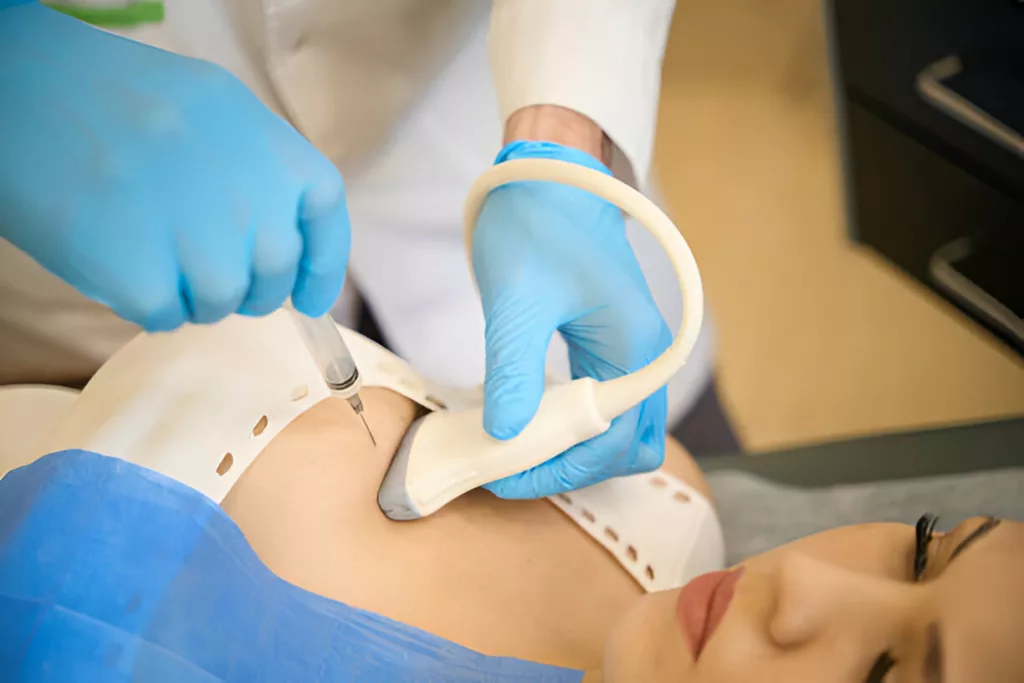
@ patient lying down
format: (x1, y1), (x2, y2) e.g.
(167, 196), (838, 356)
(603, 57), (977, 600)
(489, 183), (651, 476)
(6, 312), (1023, 682)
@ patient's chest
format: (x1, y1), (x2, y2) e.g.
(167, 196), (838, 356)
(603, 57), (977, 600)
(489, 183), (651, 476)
(40, 312), (721, 673)
(222, 393), (640, 671)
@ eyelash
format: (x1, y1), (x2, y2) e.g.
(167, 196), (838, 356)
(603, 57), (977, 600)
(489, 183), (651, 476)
(865, 652), (896, 683)
(864, 514), (940, 683)
(914, 513), (939, 581)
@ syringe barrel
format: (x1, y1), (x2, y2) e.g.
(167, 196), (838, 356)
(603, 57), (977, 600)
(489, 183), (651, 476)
(290, 312), (362, 396)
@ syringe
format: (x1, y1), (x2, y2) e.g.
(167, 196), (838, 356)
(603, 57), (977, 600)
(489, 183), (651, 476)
(290, 310), (376, 445)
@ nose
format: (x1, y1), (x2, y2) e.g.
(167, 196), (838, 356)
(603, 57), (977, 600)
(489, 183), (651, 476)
(769, 552), (908, 649)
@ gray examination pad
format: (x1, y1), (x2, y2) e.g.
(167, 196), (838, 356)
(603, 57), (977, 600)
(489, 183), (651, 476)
(700, 418), (1024, 565)
(707, 468), (1024, 566)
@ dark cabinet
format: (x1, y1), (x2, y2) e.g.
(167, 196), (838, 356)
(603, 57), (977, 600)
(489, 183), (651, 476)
(828, 0), (1023, 354)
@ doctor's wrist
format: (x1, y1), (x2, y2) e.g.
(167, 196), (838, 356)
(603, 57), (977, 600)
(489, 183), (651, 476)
(503, 105), (611, 167)
(494, 140), (613, 179)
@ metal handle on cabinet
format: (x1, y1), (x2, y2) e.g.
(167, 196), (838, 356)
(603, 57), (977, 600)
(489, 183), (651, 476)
(916, 55), (1024, 158)
(929, 237), (1024, 344)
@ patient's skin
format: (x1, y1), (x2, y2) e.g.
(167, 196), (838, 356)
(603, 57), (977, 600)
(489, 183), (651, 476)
(221, 388), (711, 671)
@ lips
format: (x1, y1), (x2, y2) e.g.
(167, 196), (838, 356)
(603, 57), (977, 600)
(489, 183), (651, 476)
(676, 567), (745, 661)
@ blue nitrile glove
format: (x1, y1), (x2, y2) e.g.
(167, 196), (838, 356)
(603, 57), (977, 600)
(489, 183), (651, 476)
(0, 1), (349, 330)
(474, 140), (672, 499)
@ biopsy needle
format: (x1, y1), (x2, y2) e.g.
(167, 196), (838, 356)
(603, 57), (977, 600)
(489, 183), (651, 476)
(290, 310), (376, 446)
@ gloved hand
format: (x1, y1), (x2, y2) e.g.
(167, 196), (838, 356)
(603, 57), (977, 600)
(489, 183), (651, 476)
(0, 2), (349, 330)
(474, 140), (672, 499)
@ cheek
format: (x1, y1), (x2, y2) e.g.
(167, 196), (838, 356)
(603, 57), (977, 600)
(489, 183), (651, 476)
(603, 591), (692, 682)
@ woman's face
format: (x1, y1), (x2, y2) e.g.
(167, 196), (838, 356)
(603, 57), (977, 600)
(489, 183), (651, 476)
(604, 517), (1023, 682)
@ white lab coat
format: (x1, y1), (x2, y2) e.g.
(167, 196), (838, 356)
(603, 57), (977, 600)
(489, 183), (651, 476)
(0, 0), (714, 424)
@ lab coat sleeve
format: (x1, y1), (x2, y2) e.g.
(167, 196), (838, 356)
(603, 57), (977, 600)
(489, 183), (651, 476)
(488, 0), (676, 188)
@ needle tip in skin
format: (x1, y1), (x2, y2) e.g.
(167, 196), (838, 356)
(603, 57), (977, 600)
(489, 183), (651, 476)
(359, 412), (376, 447)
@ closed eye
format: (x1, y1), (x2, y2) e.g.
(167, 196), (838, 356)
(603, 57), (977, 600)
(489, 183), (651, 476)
(914, 515), (1001, 581)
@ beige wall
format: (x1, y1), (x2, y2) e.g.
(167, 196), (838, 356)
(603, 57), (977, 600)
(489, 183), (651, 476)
(656, 0), (1024, 451)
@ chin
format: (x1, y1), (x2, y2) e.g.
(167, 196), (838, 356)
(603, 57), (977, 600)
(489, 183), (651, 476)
(601, 590), (693, 682)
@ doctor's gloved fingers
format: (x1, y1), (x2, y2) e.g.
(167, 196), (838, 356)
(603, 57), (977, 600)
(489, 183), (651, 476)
(292, 178), (350, 318)
(483, 408), (665, 500)
(579, 406), (665, 473)
(111, 284), (189, 333)
(180, 267), (250, 325)
(238, 218), (303, 317)
(77, 248), (189, 332)
(636, 386), (668, 447)
(482, 442), (662, 500)
(482, 307), (557, 441)
(176, 230), (252, 325)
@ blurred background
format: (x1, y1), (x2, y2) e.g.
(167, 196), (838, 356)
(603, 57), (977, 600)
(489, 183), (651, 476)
(655, 0), (1023, 453)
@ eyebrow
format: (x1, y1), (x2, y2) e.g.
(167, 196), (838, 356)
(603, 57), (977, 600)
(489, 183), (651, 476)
(948, 517), (1001, 563)
(924, 622), (943, 683)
